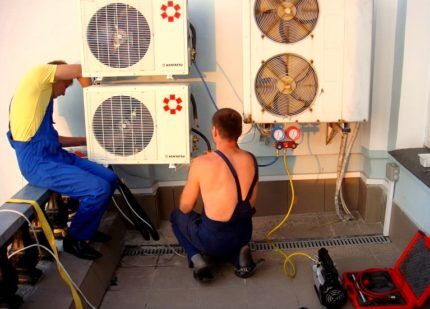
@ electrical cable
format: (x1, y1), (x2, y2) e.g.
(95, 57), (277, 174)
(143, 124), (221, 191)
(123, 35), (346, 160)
(111, 195), (134, 226)
(191, 128), (211, 152)
(257, 156), (279, 167)
(0, 209), (42, 257)
(255, 123), (272, 137)
(356, 268), (399, 298)
(339, 123), (360, 216)
(265, 151), (318, 278)
(238, 125), (257, 145)
(157, 230), (185, 258)
(118, 188), (154, 231)
(193, 61), (218, 111)
(189, 23), (197, 62)
(8, 244), (96, 309)
(334, 123), (361, 221)
(334, 129), (349, 220)
(190, 93), (199, 127)
(7, 198), (83, 309)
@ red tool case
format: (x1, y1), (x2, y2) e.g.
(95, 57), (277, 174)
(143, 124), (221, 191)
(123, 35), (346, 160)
(343, 231), (430, 309)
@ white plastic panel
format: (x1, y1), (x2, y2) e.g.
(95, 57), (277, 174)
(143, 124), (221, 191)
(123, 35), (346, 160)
(243, 0), (373, 123)
(84, 84), (190, 164)
(79, 0), (189, 77)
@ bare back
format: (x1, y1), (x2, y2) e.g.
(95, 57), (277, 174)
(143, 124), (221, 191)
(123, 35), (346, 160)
(195, 148), (257, 222)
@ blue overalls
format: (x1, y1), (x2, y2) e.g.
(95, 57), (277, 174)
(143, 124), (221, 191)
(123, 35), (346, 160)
(7, 99), (118, 240)
(171, 149), (258, 268)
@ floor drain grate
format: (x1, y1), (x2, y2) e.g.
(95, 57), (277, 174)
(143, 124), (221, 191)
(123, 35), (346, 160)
(123, 234), (390, 257)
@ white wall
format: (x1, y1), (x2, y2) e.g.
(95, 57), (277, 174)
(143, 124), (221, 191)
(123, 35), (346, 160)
(0, 0), (403, 201)
(0, 0), (83, 204)
(394, 0), (430, 149)
(361, 0), (398, 152)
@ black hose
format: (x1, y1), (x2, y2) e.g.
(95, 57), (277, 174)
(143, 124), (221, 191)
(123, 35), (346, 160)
(190, 93), (198, 127)
(191, 128), (211, 152)
(189, 22), (197, 62)
(108, 165), (159, 241)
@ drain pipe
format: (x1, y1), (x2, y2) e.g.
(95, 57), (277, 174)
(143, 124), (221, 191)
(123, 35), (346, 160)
(383, 163), (400, 236)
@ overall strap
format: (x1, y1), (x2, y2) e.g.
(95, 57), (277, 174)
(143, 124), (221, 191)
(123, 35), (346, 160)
(214, 150), (243, 202)
(244, 152), (259, 202)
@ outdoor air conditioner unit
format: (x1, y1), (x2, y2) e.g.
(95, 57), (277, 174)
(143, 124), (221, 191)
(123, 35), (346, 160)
(243, 0), (373, 123)
(79, 0), (190, 77)
(83, 84), (190, 164)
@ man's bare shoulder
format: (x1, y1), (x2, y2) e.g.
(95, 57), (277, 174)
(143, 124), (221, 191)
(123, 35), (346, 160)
(192, 152), (216, 166)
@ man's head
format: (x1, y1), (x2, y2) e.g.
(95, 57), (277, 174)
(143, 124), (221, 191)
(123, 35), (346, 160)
(211, 108), (243, 142)
(49, 60), (73, 99)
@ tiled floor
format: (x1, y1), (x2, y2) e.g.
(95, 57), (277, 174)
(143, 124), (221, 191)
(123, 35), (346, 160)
(100, 213), (428, 309)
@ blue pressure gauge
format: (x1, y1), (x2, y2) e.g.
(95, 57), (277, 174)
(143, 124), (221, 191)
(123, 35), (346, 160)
(272, 127), (285, 142)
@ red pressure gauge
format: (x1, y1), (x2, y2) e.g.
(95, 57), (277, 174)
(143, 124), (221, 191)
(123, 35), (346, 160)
(285, 126), (302, 142)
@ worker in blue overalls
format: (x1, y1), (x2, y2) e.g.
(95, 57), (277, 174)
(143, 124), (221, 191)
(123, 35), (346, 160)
(171, 108), (261, 282)
(8, 61), (118, 260)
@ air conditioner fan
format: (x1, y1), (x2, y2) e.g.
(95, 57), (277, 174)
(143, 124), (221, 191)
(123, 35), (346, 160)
(92, 95), (154, 156)
(254, 0), (319, 43)
(255, 53), (318, 117)
(87, 3), (151, 68)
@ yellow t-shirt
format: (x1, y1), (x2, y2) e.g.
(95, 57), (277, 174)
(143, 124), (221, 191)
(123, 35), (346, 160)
(9, 64), (57, 141)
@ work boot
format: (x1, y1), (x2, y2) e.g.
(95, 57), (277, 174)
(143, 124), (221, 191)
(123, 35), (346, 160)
(191, 253), (214, 283)
(63, 235), (102, 260)
(90, 231), (111, 243)
(234, 245), (264, 278)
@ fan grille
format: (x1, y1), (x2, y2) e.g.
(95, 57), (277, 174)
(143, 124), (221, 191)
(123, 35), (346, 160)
(87, 3), (151, 68)
(92, 95), (154, 156)
(255, 0), (319, 43)
(255, 53), (318, 117)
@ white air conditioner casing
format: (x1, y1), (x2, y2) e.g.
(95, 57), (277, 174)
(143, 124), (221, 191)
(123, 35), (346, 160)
(243, 0), (373, 123)
(84, 84), (190, 164)
(79, 0), (190, 77)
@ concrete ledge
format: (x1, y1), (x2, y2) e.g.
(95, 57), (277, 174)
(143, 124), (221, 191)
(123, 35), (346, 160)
(21, 209), (126, 309)
(0, 185), (51, 247)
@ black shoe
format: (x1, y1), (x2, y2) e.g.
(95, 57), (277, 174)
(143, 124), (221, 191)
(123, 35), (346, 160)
(193, 266), (214, 283)
(234, 245), (264, 278)
(190, 253), (214, 283)
(90, 231), (111, 243)
(63, 235), (102, 260)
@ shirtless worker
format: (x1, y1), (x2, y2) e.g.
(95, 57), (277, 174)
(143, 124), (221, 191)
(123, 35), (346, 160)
(171, 108), (260, 282)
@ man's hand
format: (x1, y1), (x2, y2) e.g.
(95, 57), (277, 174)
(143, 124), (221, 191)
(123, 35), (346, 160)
(77, 77), (92, 88)
(59, 136), (86, 147)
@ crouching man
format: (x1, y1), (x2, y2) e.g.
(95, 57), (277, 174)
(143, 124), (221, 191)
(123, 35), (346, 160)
(171, 108), (260, 282)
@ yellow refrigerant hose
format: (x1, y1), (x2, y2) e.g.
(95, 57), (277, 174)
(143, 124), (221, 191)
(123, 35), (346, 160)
(265, 150), (318, 278)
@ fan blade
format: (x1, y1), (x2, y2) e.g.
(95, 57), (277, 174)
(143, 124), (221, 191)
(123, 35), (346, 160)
(266, 56), (289, 81)
(278, 20), (291, 43)
(294, 65), (311, 84)
(257, 0), (280, 13)
(289, 91), (312, 106)
(294, 76), (318, 102)
(272, 92), (289, 115)
(292, 0), (306, 7)
(286, 93), (307, 115)
(256, 77), (279, 107)
(295, 0), (319, 24)
(256, 76), (278, 90)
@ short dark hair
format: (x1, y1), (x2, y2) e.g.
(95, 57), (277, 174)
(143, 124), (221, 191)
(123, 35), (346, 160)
(47, 60), (67, 65)
(212, 108), (242, 140)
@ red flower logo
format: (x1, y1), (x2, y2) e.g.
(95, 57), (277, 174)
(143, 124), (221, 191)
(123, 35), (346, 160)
(163, 95), (183, 114)
(161, 1), (181, 22)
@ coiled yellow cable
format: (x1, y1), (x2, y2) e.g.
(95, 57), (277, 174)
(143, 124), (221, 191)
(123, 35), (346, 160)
(265, 151), (318, 278)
